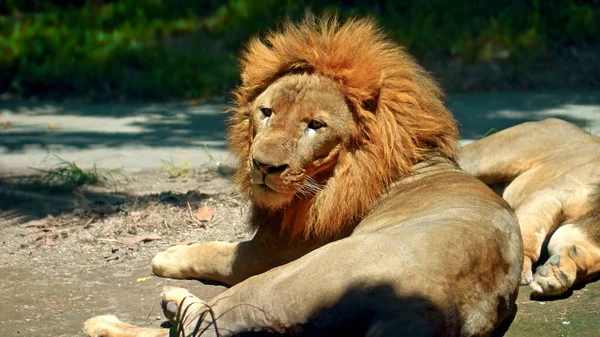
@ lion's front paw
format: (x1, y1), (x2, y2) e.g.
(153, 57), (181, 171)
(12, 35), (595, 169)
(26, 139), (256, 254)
(83, 315), (123, 337)
(152, 244), (198, 279)
(529, 254), (576, 297)
(161, 287), (210, 334)
(520, 256), (534, 285)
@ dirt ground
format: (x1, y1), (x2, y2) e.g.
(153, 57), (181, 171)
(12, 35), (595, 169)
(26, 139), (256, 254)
(1, 167), (599, 337)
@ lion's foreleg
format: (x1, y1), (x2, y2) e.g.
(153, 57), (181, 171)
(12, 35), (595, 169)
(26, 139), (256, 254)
(514, 189), (564, 285)
(152, 241), (244, 284)
(152, 225), (321, 285)
(530, 224), (600, 297)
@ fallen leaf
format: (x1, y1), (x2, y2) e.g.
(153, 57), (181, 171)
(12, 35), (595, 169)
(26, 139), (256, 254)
(195, 203), (215, 222)
(39, 238), (56, 245)
(173, 240), (194, 246)
(48, 122), (59, 129)
(2, 122), (10, 129)
(136, 276), (153, 282)
(116, 233), (162, 246)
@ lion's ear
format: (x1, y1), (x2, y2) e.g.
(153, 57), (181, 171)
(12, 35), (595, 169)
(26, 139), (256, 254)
(361, 88), (380, 113)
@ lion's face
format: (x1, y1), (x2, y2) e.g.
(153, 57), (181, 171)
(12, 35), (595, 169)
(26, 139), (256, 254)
(248, 73), (354, 209)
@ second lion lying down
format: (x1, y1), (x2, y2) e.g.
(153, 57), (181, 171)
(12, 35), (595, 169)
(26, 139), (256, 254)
(460, 118), (600, 297)
(84, 16), (522, 337)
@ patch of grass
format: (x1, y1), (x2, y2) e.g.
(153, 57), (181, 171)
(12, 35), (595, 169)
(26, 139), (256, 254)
(482, 128), (499, 138)
(161, 157), (192, 179)
(32, 155), (109, 190)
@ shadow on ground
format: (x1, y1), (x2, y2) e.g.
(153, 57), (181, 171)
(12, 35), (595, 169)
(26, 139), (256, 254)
(447, 91), (600, 139)
(0, 169), (231, 229)
(0, 101), (230, 152)
(1, 91), (599, 154)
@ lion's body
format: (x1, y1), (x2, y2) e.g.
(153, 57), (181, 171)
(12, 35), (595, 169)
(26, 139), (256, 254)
(84, 16), (522, 337)
(460, 118), (600, 297)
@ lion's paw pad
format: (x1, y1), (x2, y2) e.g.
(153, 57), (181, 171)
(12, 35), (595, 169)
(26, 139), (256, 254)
(530, 256), (574, 297)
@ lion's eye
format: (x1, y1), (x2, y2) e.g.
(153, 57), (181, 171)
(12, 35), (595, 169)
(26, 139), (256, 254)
(259, 107), (273, 118)
(308, 120), (325, 130)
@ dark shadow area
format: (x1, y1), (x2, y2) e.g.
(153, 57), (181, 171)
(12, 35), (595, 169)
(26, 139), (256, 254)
(573, 273), (600, 291)
(0, 172), (216, 228)
(447, 91), (600, 140)
(491, 304), (518, 337)
(288, 283), (459, 337)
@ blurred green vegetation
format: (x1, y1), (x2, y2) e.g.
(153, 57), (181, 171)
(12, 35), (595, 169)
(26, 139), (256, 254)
(0, 0), (598, 100)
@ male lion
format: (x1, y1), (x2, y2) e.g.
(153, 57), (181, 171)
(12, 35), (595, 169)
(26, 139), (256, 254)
(84, 16), (522, 337)
(460, 118), (600, 297)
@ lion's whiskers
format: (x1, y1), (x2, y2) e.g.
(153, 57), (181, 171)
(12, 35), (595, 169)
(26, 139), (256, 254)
(295, 177), (324, 199)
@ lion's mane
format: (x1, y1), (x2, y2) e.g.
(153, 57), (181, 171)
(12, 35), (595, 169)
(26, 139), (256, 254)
(227, 15), (459, 239)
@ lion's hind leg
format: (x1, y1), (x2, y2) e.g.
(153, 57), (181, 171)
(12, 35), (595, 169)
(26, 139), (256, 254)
(530, 224), (600, 297)
(83, 315), (168, 337)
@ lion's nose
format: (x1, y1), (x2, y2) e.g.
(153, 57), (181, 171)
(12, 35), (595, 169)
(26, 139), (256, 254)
(252, 159), (288, 175)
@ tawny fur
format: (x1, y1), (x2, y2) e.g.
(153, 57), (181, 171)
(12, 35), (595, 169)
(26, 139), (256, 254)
(228, 15), (459, 238)
(579, 184), (600, 243)
(85, 15), (523, 337)
(460, 118), (600, 296)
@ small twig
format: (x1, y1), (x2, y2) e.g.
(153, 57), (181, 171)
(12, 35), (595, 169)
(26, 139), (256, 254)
(82, 228), (95, 241)
(97, 238), (118, 242)
(146, 294), (160, 319)
(187, 202), (194, 220)
(187, 202), (201, 226)
(83, 216), (95, 227)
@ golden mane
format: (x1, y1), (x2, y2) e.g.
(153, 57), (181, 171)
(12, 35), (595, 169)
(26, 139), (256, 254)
(227, 15), (459, 239)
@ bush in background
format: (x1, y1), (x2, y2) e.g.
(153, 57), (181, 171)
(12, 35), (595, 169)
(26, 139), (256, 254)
(0, 0), (598, 100)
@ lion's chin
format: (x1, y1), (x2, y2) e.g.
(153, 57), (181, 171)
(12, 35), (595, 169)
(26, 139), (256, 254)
(251, 184), (295, 210)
